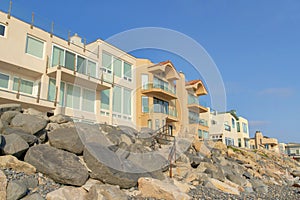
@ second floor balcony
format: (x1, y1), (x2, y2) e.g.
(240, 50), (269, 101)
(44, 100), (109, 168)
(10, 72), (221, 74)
(142, 83), (177, 101)
(187, 94), (208, 113)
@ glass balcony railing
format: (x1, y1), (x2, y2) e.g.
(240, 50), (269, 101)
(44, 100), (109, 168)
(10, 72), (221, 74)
(143, 83), (176, 95)
(224, 124), (231, 131)
(152, 104), (177, 117)
(199, 119), (208, 127)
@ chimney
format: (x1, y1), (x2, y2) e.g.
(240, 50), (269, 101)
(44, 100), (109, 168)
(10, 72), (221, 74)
(70, 33), (84, 47)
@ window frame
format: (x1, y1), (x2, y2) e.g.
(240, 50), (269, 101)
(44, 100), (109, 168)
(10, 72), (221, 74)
(0, 23), (7, 38)
(0, 72), (10, 89)
(25, 35), (45, 59)
(12, 76), (34, 95)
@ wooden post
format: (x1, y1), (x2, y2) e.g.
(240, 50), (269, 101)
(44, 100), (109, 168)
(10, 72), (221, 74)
(112, 73), (115, 87)
(45, 56), (49, 73)
(30, 12), (34, 29)
(7, 0), (12, 19)
(16, 78), (21, 99)
(50, 21), (54, 37)
(169, 158), (172, 178)
(54, 86), (58, 106)
(58, 51), (61, 68)
(101, 72), (103, 84)
(37, 82), (41, 103)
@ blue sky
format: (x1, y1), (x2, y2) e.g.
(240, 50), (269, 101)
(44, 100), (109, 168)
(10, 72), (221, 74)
(1, 0), (299, 142)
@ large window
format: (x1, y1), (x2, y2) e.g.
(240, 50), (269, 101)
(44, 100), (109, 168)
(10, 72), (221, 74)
(0, 24), (6, 37)
(101, 89), (110, 110)
(66, 84), (81, 109)
(48, 78), (56, 102)
(26, 36), (44, 59)
(124, 62), (132, 80)
(0, 73), (9, 88)
(112, 86), (122, 113)
(13, 78), (33, 95)
(59, 82), (65, 106)
(237, 122), (240, 132)
(142, 96), (149, 113)
(242, 122), (248, 133)
(141, 74), (149, 89)
(225, 137), (234, 146)
(102, 52), (112, 72)
(113, 58), (122, 78)
(77, 56), (86, 74)
(232, 118), (235, 129)
(123, 89), (131, 115)
(65, 51), (75, 70)
(82, 89), (95, 112)
(52, 46), (64, 67)
(88, 60), (97, 78)
(153, 97), (169, 114)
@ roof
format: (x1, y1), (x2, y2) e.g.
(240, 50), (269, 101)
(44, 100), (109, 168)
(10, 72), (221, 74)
(186, 79), (202, 86)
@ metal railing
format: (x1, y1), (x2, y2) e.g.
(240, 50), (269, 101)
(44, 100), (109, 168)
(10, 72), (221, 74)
(143, 83), (176, 95)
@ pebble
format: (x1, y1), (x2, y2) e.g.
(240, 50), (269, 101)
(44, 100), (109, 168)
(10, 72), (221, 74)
(3, 168), (62, 198)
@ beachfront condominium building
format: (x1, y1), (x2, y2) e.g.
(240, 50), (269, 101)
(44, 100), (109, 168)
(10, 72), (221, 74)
(135, 59), (180, 135)
(0, 10), (136, 127)
(176, 72), (209, 139)
(210, 110), (250, 148)
(249, 131), (279, 153)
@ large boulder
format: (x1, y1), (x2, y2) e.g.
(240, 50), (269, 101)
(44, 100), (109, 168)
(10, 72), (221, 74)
(86, 184), (128, 200)
(1, 134), (29, 158)
(0, 170), (7, 200)
(138, 177), (191, 200)
(83, 143), (151, 189)
(11, 114), (48, 135)
(0, 155), (36, 174)
(49, 114), (73, 124)
(3, 127), (38, 146)
(0, 120), (4, 133)
(0, 104), (21, 115)
(21, 193), (44, 200)
(1, 111), (20, 125)
(24, 144), (89, 186)
(46, 186), (87, 200)
(6, 180), (28, 200)
(48, 127), (84, 154)
(204, 178), (240, 195)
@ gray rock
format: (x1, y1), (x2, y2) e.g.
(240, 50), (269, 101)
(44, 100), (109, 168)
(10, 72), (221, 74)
(226, 174), (247, 186)
(48, 127), (84, 154)
(204, 167), (225, 182)
(106, 131), (122, 145)
(6, 180), (28, 200)
(128, 143), (149, 153)
(20, 193), (44, 200)
(24, 144), (89, 186)
(0, 104), (22, 115)
(23, 108), (47, 119)
(118, 125), (138, 138)
(87, 184), (128, 200)
(0, 119), (4, 134)
(11, 114), (48, 135)
(20, 177), (38, 189)
(250, 179), (268, 193)
(1, 134), (29, 158)
(292, 170), (300, 177)
(83, 143), (152, 189)
(3, 127), (38, 146)
(1, 111), (20, 125)
(49, 114), (72, 124)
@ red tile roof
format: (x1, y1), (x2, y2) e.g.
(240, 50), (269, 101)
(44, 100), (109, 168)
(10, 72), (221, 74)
(185, 80), (202, 86)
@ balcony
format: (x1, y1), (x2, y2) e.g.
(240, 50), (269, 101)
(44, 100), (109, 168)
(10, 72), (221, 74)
(141, 83), (177, 101)
(47, 66), (111, 91)
(187, 94), (208, 113)
(151, 104), (178, 122)
(199, 119), (208, 127)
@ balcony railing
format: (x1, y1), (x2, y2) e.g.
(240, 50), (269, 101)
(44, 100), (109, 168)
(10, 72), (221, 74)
(143, 83), (176, 95)
(151, 104), (177, 117)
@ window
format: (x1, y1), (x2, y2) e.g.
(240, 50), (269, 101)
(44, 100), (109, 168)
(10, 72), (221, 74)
(188, 94), (198, 105)
(13, 78), (33, 94)
(203, 131), (209, 139)
(198, 129), (203, 138)
(113, 58), (122, 78)
(52, 46), (64, 67)
(0, 24), (6, 37)
(153, 97), (169, 114)
(225, 137), (234, 146)
(77, 56), (86, 74)
(141, 74), (149, 89)
(123, 62), (132, 79)
(0, 73), (9, 88)
(102, 52), (112, 72)
(66, 84), (81, 109)
(238, 138), (242, 147)
(112, 86), (122, 113)
(101, 89), (110, 110)
(189, 111), (199, 124)
(82, 89), (95, 112)
(147, 119), (152, 129)
(88, 60), (97, 78)
(59, 82), (65, 106)
(26, 36), (44, 59)
(142, 96), (149, 113)
(123, 89), (131, 115)
(65, 51), (75, 70)
(237, 122), (240, 132)
(48, 78), (56, 102)
(232, 118), (235, 129)
(155, 119), (160, 130)
(242, 122), (248, 133)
